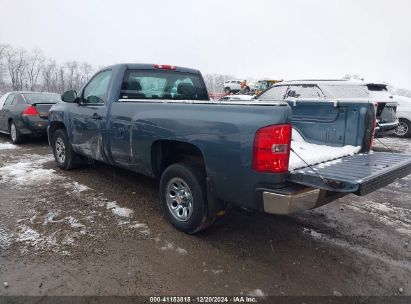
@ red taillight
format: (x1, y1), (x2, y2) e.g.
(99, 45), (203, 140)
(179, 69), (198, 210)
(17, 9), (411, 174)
(22, 105), (39, 116)
(154, 64), (176, 70)
(253, 124), (292, 173)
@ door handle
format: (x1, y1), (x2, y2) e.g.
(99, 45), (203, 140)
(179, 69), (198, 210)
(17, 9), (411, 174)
(92, 113), (103, 120)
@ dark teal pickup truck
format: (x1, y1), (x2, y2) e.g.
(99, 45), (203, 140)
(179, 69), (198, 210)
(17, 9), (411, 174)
(48, 64), (411, 233)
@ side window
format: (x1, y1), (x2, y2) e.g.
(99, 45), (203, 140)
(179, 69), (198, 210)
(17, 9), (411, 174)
(258, 86), (288, 100)
(4, 95), (15, 106)
(285, 85), (324, 99)
(83, 70), (112, 104)
(15, 95), (25, 104)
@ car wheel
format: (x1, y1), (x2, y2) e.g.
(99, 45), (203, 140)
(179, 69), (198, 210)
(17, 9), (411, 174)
(9, 121), (22, 144)
(52, 129), (80, 170)
(394, 119), (411, 138)
(224, 87), (231, 94)
(160, 162), (214, 234)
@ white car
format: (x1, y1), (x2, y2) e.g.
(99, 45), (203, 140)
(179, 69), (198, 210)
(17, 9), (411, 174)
(393, 95), (411, 137)
(0, 92), (11, 110)
(223, 80), (242, 94)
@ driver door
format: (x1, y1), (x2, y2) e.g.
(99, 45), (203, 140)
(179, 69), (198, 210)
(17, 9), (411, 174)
(71, 69), (112, 162)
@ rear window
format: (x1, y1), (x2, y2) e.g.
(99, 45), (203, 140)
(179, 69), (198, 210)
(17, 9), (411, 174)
(22, 93), (61, 104)
(367, 84), (387, 91)
(120, 70), (209, 101)
(321, 85), (369, 98)
(258, 85), (288, 100)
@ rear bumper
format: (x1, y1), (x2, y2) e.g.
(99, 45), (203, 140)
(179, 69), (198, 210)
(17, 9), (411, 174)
(263, 188), (320, 214)
(261, 185), (347, 215)
(375, 120), (399, 137)
(19, 116), (48, 136)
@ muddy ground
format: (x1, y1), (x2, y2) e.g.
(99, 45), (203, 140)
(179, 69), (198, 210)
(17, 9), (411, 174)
(0, 134), (410, 297)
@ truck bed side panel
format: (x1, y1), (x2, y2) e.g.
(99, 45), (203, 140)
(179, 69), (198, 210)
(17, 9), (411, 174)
(109, 101), (292, 208)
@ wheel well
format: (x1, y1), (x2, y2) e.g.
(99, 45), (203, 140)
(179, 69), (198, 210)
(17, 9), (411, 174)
(49, 121), (66, 138)
(151, 140), (206, 178)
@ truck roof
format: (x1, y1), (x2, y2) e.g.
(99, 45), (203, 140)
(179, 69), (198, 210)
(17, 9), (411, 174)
(104, 63), (202, 75)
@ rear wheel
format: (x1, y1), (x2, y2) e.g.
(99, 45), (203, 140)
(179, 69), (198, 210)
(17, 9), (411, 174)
(224, 87), (231, 94)
(52, 129), (80, 170)
(160, 162), (215, 234)
(394, 119), (411, 138)
(9, 121), (22, 144)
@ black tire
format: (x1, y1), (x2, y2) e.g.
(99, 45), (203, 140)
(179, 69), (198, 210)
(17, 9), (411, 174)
(9, 121), (23, 144)
(51, 129), (80, 170)
(160, 162), (214, 234)
(224, 87), (231, 94)
(394, 119), (411, 138)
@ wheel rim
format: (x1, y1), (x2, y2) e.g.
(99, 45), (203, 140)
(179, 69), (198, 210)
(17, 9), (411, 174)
(55, 137), (66, 163)
(395, 121), (409, 137)
(166, 177), (194, 222)
(10, 124), (17, 141)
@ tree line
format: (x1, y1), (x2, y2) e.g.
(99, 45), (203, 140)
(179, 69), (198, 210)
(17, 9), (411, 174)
(0, 42), (94, 95)
(1, 42), (409, 97)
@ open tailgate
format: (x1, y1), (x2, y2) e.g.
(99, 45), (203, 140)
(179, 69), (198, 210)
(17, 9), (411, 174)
(288, 152), (411, 196)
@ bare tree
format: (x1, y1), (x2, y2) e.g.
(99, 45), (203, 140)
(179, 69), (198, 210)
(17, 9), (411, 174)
(79, 63), (92, 89)
(5, 47), (28, 90)
(26, 48), (45, 91)
(0, 43), (9, 90)
(65, 61), (79, 90)
(42, 59), (57, 92)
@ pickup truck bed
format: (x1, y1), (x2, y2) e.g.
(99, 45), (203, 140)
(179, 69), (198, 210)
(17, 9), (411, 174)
(48, 63), (411, 233)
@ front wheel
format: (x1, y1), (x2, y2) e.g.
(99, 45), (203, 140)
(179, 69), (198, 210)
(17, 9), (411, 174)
(224, 87), (231, 94)
(394, 119), (411, 138)
(9, 121), (22, 144)
(160, 162), (214, 234)
(52, 129), (80, 170)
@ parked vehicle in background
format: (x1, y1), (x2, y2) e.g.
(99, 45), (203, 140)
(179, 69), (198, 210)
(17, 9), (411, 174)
(0, 92), (60, 143)
(257, 80), (399, 137)
(393, 95), (411, 137)
(0, 92), (11, 110)
(218, 94), (255, 101)
(365, 82), (399, 137)
(48, 63), (411, 234)
(223, 80), (241, 94)
(254, 79), (282, 95)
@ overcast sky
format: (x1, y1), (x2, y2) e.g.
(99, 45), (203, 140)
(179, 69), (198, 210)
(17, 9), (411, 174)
(1, 0), (410, 88)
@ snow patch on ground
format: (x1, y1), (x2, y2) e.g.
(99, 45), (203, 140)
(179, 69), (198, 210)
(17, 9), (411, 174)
(0, 154), (61, 186)
(15, 224), (59, 252)
(0, 227), (13, 249)
(106, 201), (134, 218)
(245, 289), (266, 297)
(64, 181), (91, 193)
(0, 142), (18, 150)
(176, 247), (188, 255)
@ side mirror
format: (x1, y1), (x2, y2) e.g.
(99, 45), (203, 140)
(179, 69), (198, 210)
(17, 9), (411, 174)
(61, 90), (78, 103)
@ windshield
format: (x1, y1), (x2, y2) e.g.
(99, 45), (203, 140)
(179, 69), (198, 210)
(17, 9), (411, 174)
(321, 85), (369, 98)
(120, 70), (209, 101)
(22, 93), (61, 104)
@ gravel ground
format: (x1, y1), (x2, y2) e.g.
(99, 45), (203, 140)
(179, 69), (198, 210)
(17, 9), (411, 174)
(0, 134), (410, 297)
